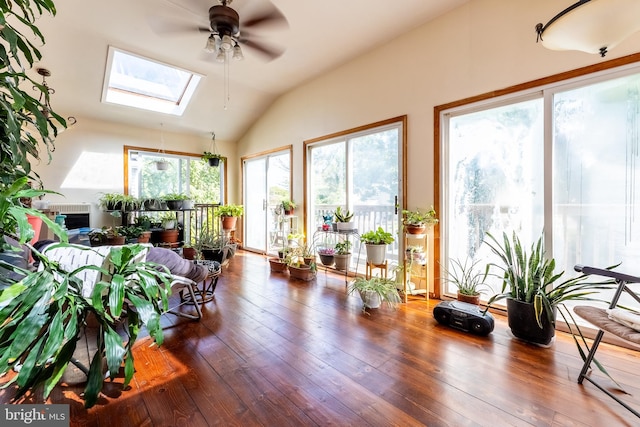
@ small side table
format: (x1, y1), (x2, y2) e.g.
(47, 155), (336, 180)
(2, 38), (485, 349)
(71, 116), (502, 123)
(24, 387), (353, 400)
(366, 260), (388, 280)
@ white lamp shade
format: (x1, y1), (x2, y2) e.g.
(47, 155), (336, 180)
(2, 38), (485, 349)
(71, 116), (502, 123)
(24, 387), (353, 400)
(539, 0), (640, 56)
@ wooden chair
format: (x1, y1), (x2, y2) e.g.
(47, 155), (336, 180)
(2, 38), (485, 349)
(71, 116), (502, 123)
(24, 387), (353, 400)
(573, 264), (640, 418)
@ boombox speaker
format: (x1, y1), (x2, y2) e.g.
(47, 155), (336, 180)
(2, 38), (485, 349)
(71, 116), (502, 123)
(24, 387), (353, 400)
(433, 300), (495, 336)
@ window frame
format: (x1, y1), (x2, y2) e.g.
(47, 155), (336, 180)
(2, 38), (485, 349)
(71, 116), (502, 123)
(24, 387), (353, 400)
(123, 145), (227, 204)
(435, 53), (640, 301)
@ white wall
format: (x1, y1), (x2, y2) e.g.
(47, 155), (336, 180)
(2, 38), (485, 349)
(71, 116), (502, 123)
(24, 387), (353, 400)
(236, 0), (640, 222)
(32, 118), (236, 228)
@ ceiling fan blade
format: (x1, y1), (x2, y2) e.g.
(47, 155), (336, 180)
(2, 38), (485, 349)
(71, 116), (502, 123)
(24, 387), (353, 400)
(241, 2), (288, 31)
(239, 35), (285, 62)
(148, 15), (210, 36)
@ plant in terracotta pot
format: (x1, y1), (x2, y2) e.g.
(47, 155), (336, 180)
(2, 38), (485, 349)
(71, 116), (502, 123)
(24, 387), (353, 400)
(360, 227), (394, 265)
(215, 204), (244, 230)
(402, 207), (438, 235)
(484, 231), (614, 346)
(442, 257), (489, 305)
(281, 200), (296, 215)
(288, 260), (316, 281)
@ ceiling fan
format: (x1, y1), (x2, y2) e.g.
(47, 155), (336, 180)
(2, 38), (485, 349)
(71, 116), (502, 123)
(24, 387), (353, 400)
(155, 0), (288, 62)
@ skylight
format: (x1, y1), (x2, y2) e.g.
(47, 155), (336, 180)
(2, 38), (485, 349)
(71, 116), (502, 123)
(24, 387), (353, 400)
(102, 47), (202, 115)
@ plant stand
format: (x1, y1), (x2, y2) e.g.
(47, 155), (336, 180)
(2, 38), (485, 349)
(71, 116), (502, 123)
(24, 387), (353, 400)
(402, 226), (434, 303)
(365, 260), (387, 280)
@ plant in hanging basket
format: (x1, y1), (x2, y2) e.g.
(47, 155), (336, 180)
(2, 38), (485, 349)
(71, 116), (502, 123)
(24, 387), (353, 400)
(203, 152), (223, 167)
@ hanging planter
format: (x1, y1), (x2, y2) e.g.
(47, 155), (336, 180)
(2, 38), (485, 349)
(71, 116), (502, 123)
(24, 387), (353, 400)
(203, 132), (223, 167)
(155, 160), (170, 170)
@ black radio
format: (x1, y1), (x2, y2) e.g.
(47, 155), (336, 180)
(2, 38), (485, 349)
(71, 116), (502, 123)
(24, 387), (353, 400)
(433, 300), (495, 336)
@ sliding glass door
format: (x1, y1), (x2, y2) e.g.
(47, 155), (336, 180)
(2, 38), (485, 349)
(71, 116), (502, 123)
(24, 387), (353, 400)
(307, 118), (403, 271)
(441, 65), (640, 310)
(243, 149), (291, 254)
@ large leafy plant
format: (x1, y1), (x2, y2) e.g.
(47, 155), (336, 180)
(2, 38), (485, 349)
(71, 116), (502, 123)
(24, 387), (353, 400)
(0, 244), (172, 408)
(0, 0), (66, 186)
(484, 231), (613, 327)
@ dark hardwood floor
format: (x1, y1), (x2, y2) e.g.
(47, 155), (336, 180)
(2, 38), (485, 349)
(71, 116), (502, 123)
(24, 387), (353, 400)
(2, 250), (640, 426)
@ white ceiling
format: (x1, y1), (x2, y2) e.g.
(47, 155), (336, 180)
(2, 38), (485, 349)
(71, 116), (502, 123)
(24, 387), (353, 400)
(34, 0), (469, 141)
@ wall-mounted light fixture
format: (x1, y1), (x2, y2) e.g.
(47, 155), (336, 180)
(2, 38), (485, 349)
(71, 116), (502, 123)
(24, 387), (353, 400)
(535, 0), (640, 57)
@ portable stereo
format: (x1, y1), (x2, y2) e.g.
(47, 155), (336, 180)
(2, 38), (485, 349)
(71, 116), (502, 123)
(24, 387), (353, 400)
(433, 300), (495, 336)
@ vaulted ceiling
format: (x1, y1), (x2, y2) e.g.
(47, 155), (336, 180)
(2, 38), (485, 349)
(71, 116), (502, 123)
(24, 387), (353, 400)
(33, 0), (469, 141)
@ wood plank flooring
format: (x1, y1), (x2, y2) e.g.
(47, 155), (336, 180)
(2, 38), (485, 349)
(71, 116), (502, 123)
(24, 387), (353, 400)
(2, 250), (640, 426)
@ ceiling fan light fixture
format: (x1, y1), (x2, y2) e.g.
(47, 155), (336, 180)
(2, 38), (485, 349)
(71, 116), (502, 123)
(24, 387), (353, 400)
(232, 43), (243, 60)
(535, 0), (640, 57)
(204, 35), (217, 53)
(216, 49), (226, 63)
(220, 34), (233, 51)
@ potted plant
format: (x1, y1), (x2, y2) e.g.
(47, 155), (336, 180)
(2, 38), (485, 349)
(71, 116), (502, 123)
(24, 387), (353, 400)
(282, 200), (296, 215)
(99, 192), (138, 212)
(161, 193), (190, 210)
(484, 231), (614, 345)
(334, 207), (355, 231)
(141, 197), (166, 211)
(347, 276), (402, 312)
(288, 260), (316, 281)
(0, 243), (174, 408)
(360, 226), (394, 265)
(302, 245), (315, 265)
(317, 247), (335, 266)
(269, 256), (289, 273)
(442, 257), (489, 305)
(203, 152), (224, 167)
(402, 207), (438, 235)
(119, 225), (150, 243)
(333, 240), (352, 271)
(157, 212), (179, 244)
(215, 204), (244, 230)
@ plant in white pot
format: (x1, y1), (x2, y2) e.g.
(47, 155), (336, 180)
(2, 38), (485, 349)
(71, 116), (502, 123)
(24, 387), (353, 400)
(348, 276), (401, 312)
(334, 207), (355, 231)
(360, 227), (394, 265)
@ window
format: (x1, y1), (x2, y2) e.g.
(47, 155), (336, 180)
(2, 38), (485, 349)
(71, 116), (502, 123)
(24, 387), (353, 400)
(125, 146), (224, 204)
(440, 62), (640, 311)
(103, 47), (202, 115)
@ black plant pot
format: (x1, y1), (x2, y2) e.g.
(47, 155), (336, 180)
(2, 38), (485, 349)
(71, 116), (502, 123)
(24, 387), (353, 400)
(165, 200), (183, 210)
(202, 248), (224, 263)
(208, 157), (220, 167)
(506, 298), (556, 345)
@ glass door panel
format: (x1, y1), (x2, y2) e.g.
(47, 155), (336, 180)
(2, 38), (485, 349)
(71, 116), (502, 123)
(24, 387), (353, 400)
(445, 98), (544, 299)
(244, 158), (267, 252)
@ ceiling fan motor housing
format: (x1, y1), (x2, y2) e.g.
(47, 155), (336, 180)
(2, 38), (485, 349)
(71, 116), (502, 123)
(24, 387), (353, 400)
(209, 5), (240, 36)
